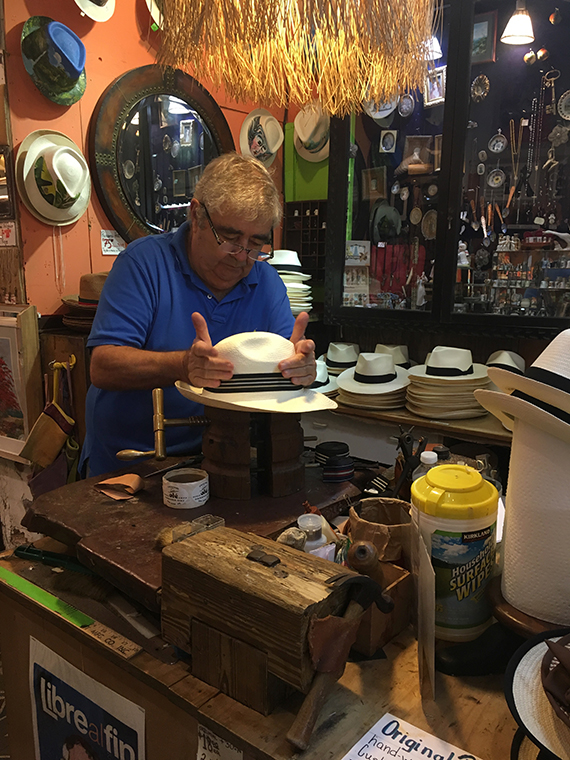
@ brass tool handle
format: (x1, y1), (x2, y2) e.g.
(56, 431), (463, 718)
(152, 388), (166, 460)
(286, 599), (364, 752)
(116, 449), (157, 460)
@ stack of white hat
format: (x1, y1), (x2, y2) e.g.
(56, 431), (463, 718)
(270, 250), (312, 316)
(336, 353), (409, 410)
(485, 350), (526, 431)
(320, 342), (360, 377)
(374, 344), (412, 370)
(406, 346), (490, 419)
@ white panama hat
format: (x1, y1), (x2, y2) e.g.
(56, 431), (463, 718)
(505, 630), (570, 760)
(408, 345), (488, 382)
(310, 358), (338, 395)
(294, 101), (330, 163)
(176, 331), (336, 414)
(363, 97), (399, 123)
(487, 329), (570, 417)
(337, 353), (409, 395)
(374, 344), (411, 369)
(74, 0), (115, 22)
(270, 249), (303, 272)
(323, 342), (360, 376)
(17, 130), (91, 226)
(240, 108), (284, 167)
(486, 349), (525, 374)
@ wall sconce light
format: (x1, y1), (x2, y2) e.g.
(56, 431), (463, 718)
(500, 0), (535, 45)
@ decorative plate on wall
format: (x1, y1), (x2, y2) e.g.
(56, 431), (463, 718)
(557, 90), (570, 120)
(421, 209), (437, 239)
(488, 131), (507, 153)
(471, 74), (490, 102)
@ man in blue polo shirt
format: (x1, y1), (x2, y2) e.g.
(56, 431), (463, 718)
(81, 153), (315, 476)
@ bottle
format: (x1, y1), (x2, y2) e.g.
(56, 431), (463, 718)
(297, 514), (328, 553)
(411, 450), (438, 481)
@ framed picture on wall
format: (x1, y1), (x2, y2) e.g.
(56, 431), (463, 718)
(362, 167), (387, 201)
(379, 130), (397, 153)
(472, 11), (497, 64)
(424, 66), (446, 108)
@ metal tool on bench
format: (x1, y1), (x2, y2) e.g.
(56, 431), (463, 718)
(286, 573), (394, 752)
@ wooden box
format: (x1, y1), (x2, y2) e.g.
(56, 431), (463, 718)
(161, 527), (351, 713)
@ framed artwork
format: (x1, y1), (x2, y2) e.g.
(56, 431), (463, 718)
(0, 305), (42, 461)
(345, 240), (371, 267)
(403, 135), (433, 165)
(424, 66), (446, 108)
(472, 11), (497, 64)
(172, 169), (187, 197)
(362, 167), (387, 201)
(434, 134), (443, 172)
(380, 130), (397, 153)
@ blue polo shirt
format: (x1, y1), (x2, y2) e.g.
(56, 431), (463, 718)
(81, 223), (295, 476)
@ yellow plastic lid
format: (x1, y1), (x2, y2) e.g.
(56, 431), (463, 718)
(411, 464), (498, 520)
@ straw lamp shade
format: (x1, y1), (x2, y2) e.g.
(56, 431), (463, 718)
(158, 0), (440, 116)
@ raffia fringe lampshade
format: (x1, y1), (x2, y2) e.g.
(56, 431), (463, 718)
(157, 0), (440, 116)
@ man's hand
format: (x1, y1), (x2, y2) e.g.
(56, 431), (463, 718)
(278, 312), (317, 387)
(183, 313), (234, 388)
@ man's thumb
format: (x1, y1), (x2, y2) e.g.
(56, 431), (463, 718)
(191, 312), (212, 346)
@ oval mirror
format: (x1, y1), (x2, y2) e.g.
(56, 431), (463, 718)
(89, 65), (235, 242)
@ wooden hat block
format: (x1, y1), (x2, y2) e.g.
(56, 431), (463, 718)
(161, 527), (352, 714)
(201, 406), (305, 499)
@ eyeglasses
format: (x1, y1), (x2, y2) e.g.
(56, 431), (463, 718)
(202, 204), (274, 262)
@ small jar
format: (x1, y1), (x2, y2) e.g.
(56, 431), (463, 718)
(297, 514), (328, 553)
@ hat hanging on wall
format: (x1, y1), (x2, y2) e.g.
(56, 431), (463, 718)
(73, 0), (115, 22)
(16, 129), (91, 226)
(176, 331), (336, 414)
(294, 101), (330, 163)
(239, 109), (284, 167)
(145, 0), (163, 29)
(21, 17), (86, 105)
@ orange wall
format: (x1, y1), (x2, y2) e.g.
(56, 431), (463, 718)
(5, 0), (285, 315)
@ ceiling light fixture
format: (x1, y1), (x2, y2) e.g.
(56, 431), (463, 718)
(158, 0), (440, 117)
(500, 0), (535, 45)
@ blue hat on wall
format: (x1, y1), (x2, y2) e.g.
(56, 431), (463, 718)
(21, 16), (86, 105)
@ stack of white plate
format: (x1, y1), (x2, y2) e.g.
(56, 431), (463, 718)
(270, 249), (312, 316)
(405, 346), (490, 419)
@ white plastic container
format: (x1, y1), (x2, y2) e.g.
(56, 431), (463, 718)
(411, 450), (438, 481)
(297, 514), (328, 553)
(411, 464), (498, 642)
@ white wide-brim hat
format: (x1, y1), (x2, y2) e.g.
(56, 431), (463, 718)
(74, 0), (115, 22)
(363, 97), (399, 123)
(240, 108), (284, 167)
(408, 345), (488, 382)
(487, 329), (570, 417)
(294, 101), (330, 163)
(487, 350), (525, 374)
(505, 630), (570, 760)
(311, 358), (338, 395)
(176, 331), (336, 414)
(17, 130), (91, 226)
(374, 343), (410, 369)
(270, 249), (303, 272)
(337, 353), (409, 395)
(323, 342), (360, 376)
(145, 0), (163, 28)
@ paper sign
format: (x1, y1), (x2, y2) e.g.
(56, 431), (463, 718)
(29, 637), (145, 760)
(197, 724), (242, 760)
(0, 222), (16, 247)
(339, 713), (482, 760)
(101, 229), (126, 255)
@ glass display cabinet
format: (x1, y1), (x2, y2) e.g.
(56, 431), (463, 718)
(325, 0), (570, 335)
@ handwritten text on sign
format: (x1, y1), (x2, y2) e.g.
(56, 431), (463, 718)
(339, 713), (482, 760)
(197, 724), (242, 760)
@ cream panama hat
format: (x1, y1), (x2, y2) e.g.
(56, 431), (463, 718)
(294, 101), (330, 163)
(505, 630), (570, 760)
(337, 353), (409, 395)
(374, 344), (411, 369)
(240, 109), (284, 167)
(16, 130), (91, 226)
(310, 358), (338, 395)
(408, 346), (488, 382)
(176, 332), (336, 414)
(486, 349), (525, 374)
(74, 0), (115, 22)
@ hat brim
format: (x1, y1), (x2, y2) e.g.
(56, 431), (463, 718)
(405, 401), (487, 419)
(505, 630), (570, 760)
(337, 365), (409, 395)
(488, 367), (570, 416)
(175, 381), (337, 414)
(18, 130), (91, 226)
(21, 17), (86, 105)
(279, 273), (312, 282)
(239, 108), (283, 167)
(61, 295), (98, 311)
(475, 388), (570, 445)
(74, 0), (115, 21)
(408, 363), (489, 382)
(293, 133), (329, 163)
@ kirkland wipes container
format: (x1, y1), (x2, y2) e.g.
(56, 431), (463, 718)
(411, 464), (499, 642)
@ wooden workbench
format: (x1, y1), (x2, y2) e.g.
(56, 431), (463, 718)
(0, 549), (517, 760)
(333, 404), (512, 447)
